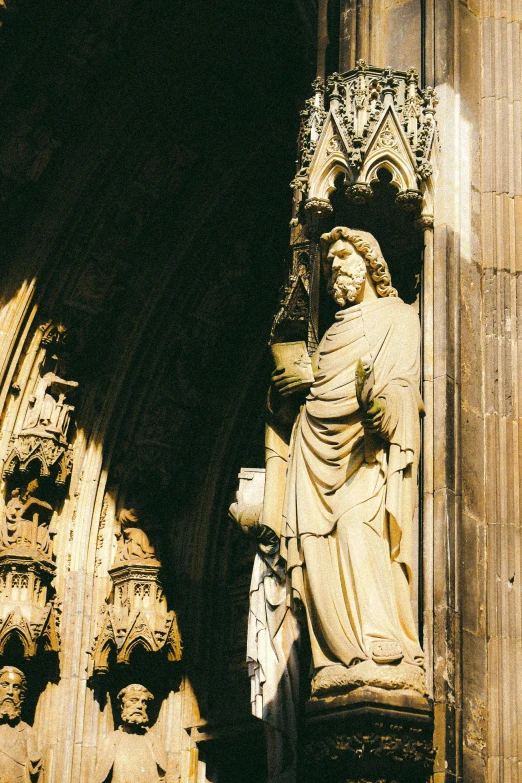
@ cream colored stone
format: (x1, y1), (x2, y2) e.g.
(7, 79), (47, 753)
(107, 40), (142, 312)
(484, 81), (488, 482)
(0, 667), (42, 783)
(230, 466), (301, 783)
(20, 363), (77, 443)
(272, 227), (425, 697)
(300, 64), (436, 220)
(94, 684), (167, 783)
(91, 508), (181, 672)
(310, 660), (427, 698)
(115, 508), (159, 564)
(1, 479), (53, 556)
(228, 467), (265, 534)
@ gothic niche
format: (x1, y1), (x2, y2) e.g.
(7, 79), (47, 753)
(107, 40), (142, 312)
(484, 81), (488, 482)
(91, 508), (182, 673)
(283, 62), (437, 351)
(0, 477), (60, 657)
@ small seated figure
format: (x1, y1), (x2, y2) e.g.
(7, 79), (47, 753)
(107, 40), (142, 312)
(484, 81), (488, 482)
(1, 481), (54, 557)
(22, 365), (78, 443)
(0, 666), (42, 783)
(94, 684), (167, 783)
(115, 508), (157, 564)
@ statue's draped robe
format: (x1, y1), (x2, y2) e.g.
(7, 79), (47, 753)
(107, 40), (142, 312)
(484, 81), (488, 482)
(247, 546), (300, 783)
(0, 721), (42, 783)
(94, 727), (167, 783)
(281, 296), (424, 670)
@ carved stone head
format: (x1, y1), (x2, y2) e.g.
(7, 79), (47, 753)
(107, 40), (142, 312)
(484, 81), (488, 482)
(0, 666), (27, 722)
(118, 683), (153, 728)
(25, 479), (39, 497)
(320, 227), (397, 306)
(119, 508), (140, 530)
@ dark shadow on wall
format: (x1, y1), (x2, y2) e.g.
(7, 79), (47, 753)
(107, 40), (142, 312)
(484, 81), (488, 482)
(328, 169), (424, 304)
(0, 0), (318, 779)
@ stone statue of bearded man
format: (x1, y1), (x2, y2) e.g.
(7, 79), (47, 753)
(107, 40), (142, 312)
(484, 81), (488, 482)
(269, 226), (425, 697)
(94, 684), (167, 783)
(0, 666), (42, 783)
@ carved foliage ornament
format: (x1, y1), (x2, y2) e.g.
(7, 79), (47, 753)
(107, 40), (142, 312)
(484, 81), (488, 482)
(304, 710), (435, 783)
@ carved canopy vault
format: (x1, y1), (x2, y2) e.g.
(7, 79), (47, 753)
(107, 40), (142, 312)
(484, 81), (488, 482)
(293, 61), (437, 217)
(275, 62), (437, 351)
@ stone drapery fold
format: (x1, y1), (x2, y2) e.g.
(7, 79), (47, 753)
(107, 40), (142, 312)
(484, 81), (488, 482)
(280, 297), (424, 669)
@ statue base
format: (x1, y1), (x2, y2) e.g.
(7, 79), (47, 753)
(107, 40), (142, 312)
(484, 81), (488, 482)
(303, 686), (434, 783)
(311, 659), (426, 698)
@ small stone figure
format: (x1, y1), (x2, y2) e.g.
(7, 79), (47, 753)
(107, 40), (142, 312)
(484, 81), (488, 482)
(0, 666), (42, 783)
(115, 509), (158, 564)
(1, 480), (54, 557)
(21, 363), (78, 444)
(94, 684), (167, 783)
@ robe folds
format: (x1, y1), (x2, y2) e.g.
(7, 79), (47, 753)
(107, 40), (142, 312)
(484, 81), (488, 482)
(0, 722), (42, 783)
(94, 727), (167, 783)
(280, 296), (425, 670)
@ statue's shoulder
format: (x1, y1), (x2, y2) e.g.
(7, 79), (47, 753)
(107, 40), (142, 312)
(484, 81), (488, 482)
(386, 297), (420, 326)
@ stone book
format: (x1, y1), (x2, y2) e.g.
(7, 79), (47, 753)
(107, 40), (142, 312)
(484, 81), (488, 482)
(271, 341), (314, 391)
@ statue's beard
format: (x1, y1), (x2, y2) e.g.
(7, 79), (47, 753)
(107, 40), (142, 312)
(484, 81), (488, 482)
(328, 261), (367, 306)
(0, 700), (21, 720)
(121, 706), (149, 726)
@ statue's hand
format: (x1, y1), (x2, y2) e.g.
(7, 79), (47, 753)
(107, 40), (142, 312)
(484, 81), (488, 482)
(256, 524), (280, 555)
(361, 398), (385, 433)
(272, 366), (312, 397)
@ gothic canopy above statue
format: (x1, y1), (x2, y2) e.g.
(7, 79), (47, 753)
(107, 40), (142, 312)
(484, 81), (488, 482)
(291, 62), (437, 222)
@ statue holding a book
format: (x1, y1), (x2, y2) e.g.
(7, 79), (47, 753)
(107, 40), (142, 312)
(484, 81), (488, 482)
(266, 226), (425, 697)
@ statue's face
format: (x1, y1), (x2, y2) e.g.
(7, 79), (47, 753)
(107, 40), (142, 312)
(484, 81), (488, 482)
(0, 670), (24, 720)
(324, 239), (368, 306)
(120, 687), (150, 726)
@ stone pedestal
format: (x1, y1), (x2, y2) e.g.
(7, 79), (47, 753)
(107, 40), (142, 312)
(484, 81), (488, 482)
(0, 549), (60, 656)
(303, 687), (434, 783)
(92, 561), (182, 672)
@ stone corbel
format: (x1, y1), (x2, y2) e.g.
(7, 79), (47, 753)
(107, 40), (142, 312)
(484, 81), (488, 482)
(304, 688), (434, 783)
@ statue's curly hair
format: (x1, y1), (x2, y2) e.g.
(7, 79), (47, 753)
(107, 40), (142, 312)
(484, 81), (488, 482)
(0, 666), (27, 696)
(320, 226), (398, 298)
